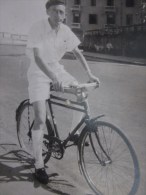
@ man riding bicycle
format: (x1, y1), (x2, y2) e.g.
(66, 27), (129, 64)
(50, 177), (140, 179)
(26, 0), (100, 184)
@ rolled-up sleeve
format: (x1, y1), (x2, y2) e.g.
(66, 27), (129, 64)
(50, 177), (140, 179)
(27, 23), (43, 49)
(66, 28), (81, 52)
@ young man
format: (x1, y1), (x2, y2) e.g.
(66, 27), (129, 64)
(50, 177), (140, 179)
(26, 0), (100, 184)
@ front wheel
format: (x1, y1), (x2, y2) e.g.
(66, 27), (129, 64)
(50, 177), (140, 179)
(78, 121), (140, 195)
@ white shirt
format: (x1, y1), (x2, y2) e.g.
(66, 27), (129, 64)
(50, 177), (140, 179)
(26, 19), (81, 78)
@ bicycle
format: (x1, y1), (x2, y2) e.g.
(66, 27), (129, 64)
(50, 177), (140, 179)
(15, 82), (140, 195)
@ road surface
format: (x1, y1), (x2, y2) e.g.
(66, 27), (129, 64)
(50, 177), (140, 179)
(0, 52), (146, 195)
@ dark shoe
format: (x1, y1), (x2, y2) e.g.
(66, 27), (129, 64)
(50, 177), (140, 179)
(70, 134), (89, 146)
(35, 168), (49, 184)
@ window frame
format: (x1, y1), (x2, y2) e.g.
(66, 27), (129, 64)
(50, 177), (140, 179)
(91, 0), (96, 6)
(107, 0), (114, 6)
(73, 12), (81, 23)
(126, 0), (135, 7)
(74, 0), (81, 5)
(89, 14), (98, 24)
(126, 14), (133, 25)
(106, 12), (116, 25)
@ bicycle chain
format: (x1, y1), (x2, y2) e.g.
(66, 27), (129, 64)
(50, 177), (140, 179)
(49, 136), (64, 160)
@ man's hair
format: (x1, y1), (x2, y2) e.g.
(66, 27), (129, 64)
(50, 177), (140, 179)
(45, 0), (65, 10)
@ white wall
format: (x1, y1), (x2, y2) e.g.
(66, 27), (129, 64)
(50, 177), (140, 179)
(0, 0), (47, 35)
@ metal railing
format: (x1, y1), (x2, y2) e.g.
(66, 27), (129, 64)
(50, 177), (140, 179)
(83, 24), (146, 58)
(71, 23), (81, 29)
(104, 6), (116, 12)
(71, 5), (81, 11)
(85, 23), (146, 36)
(0, 32), (27, 42)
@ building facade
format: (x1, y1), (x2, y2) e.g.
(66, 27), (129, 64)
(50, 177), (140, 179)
(65, 0), (142, 34)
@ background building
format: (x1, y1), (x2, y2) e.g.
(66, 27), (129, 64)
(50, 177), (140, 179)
(65, 0), (146, 58)
(65, 0), (143, 36)
(0, 0), (145, 58)
(0, 0), (144, 35)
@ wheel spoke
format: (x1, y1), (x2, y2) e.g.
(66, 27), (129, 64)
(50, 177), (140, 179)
(79, 121), (140, 195)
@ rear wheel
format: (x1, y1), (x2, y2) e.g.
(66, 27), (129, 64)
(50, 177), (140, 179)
(16, 101), (53, 163)
(79, 121), (140, 195)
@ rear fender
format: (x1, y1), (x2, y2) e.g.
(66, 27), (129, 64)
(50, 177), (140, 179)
(15, 99), (29, 121)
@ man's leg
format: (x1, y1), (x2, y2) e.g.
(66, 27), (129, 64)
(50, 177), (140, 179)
(32, 100), (49, 184)
(70, 99), (90, 146)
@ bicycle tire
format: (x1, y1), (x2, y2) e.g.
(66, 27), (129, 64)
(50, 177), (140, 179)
(78, 121), (140, 195)
(16, 101), (53, 164)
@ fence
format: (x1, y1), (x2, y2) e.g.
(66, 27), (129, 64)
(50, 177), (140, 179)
(83, 24), (146, 58)
(0, 32), (27, 45)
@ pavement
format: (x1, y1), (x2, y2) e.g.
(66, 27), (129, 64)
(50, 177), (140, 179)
(0, 44), (146, 66)
(83, 51), (146, 66)
(0, 54), (95, 195)
(0, 44), (146, 195)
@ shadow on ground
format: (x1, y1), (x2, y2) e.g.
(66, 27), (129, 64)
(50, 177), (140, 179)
(0, 144), (76, 195)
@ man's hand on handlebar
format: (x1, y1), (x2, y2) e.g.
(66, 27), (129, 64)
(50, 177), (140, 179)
(88, 73), (100, 87)
(52, 79), (78, 92)
(51, 73), (99, 93)
(52, 76), (63, 92)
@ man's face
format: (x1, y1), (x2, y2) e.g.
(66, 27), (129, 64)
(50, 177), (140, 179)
(47, 5), (66, 26)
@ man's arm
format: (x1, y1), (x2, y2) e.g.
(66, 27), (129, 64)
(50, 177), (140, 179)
(73, 47), (100, 84)
(33, 48), (62, 91)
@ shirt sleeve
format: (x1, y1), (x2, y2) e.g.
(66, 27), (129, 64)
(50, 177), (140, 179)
(26, 22), (43, 49)
(66, 27), (81, 52)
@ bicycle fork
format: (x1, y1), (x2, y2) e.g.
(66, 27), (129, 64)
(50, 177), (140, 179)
(89, 119), (112, 166)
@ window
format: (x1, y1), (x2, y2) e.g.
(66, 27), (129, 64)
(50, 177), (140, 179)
(107, 0), (114, 6)
(74, 0), (80, 5)
(126, 14), (133, 25)
(126, 0), (135, 7)
(89, 14), (98, 24)
(91, 0), (96, 6)
(73, 13), (80, 23)
(106, 13), (115, 25)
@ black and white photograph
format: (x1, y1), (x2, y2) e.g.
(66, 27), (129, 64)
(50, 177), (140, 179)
(0, 0), (146, 194)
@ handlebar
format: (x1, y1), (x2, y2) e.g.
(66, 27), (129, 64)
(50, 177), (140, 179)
(51, 82), (99, 95)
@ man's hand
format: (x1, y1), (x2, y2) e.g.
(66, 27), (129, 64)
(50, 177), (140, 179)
(68, 80), (78, 87)
(88, 73), (100, 87)
(52, 78), (78, 92)
(52, 76), (63, 92)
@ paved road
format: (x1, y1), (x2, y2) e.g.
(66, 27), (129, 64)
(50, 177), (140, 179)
(0, 54), (146, 195)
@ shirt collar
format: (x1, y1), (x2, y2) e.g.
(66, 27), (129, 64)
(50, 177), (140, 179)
(46, 18), (63, 33)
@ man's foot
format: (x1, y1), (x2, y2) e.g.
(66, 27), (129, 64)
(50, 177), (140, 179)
(35, 168), (49, 184)
(70, 134), (89, 146)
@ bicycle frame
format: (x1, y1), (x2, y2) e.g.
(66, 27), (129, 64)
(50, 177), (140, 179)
(47, 94), (91, 148)
(16, 94), (140, 195)
(46, 93), (110, 165)
(15, 86), (107, 159)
